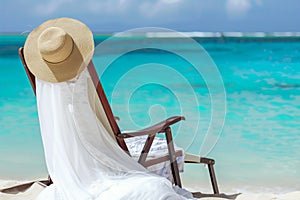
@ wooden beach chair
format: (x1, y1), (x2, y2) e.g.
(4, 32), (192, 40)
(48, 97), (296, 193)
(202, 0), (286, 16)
(0, 47), (239, 199)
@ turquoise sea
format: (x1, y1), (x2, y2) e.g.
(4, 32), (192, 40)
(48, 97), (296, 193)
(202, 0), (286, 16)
(0, 34), (299, 193)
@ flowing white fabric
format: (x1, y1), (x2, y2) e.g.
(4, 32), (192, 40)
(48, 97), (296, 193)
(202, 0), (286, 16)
(36, 69), (192, 200)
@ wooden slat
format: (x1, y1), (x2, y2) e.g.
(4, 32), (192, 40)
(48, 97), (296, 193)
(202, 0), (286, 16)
(142, 150), (183, 167)
(138, 134), (155, 164)
(18, 48), (36, 94)
(87, 61), (129, 154)
(165, 127), (182, 187)
(184, 153), (201, 163)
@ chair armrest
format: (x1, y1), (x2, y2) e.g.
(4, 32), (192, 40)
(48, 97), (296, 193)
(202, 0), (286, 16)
(117, 116), (185, 139)
(184, 153), (215, 165)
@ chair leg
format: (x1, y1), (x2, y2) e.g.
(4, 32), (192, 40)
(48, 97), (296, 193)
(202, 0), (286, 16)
(200, 157), (219, 194)
(47, 175), (53, 186)
(165, 127), (182, 187)
(208, 163), (219, 194)
(138, 134), (155, 164)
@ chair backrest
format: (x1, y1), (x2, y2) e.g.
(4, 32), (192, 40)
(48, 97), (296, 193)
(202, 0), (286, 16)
(18, 47), (129, 154)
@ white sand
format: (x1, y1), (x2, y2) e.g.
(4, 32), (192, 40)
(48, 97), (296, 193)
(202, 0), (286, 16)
(1, 179), (300, 200)
(200, 191), (300, 200)
(0, 180), (44, 200)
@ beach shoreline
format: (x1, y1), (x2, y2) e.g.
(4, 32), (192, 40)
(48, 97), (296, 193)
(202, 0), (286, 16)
(1, 179), (300, 200)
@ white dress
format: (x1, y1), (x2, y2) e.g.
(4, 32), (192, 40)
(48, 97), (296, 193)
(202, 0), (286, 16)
(35, 69), (192, 200)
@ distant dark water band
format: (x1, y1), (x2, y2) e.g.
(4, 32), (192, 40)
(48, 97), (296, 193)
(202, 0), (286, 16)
(1, 35), (300, 57)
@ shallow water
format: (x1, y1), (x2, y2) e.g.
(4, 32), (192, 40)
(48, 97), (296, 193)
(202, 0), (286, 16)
(0, 35), (299, 192)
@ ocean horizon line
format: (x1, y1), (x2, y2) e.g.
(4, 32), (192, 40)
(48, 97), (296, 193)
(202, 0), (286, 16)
(1, 31), (300, 38)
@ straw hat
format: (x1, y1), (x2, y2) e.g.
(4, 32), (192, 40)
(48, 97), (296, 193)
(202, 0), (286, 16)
(24, 17), (94, 83)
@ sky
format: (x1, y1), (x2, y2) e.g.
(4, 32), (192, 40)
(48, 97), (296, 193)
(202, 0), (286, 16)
(1, 0), (300, 33)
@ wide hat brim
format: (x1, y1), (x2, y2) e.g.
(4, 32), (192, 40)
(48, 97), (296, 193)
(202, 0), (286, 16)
(24, 17), (94, 83)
